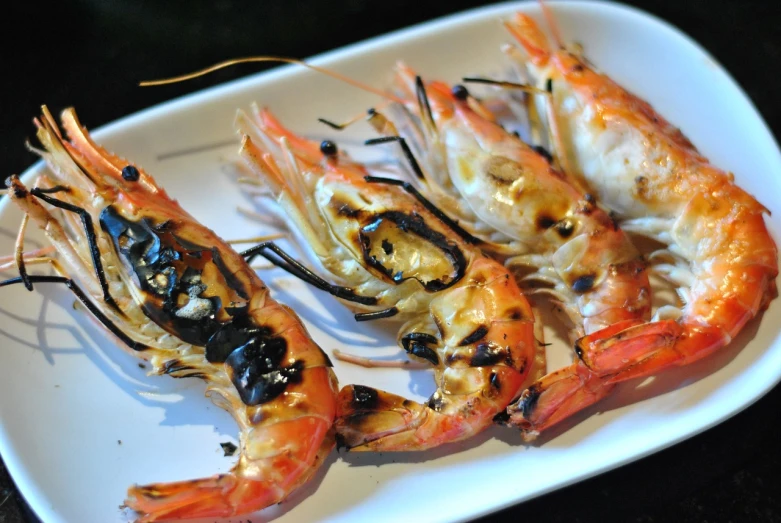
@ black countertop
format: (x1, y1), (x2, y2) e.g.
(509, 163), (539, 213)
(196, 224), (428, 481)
(3, 0), (780, 521)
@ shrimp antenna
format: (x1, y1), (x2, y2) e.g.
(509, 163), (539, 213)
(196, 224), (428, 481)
(415, 76), (437, 133)
(461, 77), (574, 182)
(538, 0), (565, 49)
(462, 77), (549, 96)
(317, 101), (394, 132)
(140, 56), (405, 105)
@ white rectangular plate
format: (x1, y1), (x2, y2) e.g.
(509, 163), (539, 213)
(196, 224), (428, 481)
(1, 1), (780, 522)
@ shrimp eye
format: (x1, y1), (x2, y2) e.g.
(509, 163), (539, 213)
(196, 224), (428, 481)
(320, 140), (338, 157)
(451, 84), (469, 101)
(122, 165), (140, 182)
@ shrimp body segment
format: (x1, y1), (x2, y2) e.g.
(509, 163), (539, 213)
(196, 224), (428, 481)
(378, 64), (652, 438)
(4, 108), (337, 522)
(506, 13), (778, 384)
(237, 107), (539, 451)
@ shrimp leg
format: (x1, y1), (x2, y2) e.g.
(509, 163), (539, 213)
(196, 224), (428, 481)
(0, 274), (144, 350)
(15, 184), (119, 310)
(363, 173), (483, 245)
(241, 241), (378, 305)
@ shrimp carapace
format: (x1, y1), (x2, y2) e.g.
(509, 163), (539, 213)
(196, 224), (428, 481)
(237, 106), (541, 451)
(2, 107), (338, 521)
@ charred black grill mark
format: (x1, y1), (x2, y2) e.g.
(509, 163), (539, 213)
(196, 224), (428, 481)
(572, 274), (596, 293)
(337, 202), (360, 218)
(427, 391), (446, 412)
(363, 175), (481, 244)
(351, 385), (379, 410)
(205, 315), (269, 363)
(490, 371), (501, 391)
(608, 211), (620, 231)
(381, 239), (393, 255)
(458, 325), (489, 347)
(211, 247), (249, 301)
(11, 184), (28, 198)
(519, 385), (542, 419)
(100, 208), (307, 405)
(101, 205), (224, 346)
(508, 308), (526, 321)
(555, 219), (575, 238)
(470, 343), (506, 367)
(493, 410), (511, 424)
(536, 215), (556, 230)
(225, 333), (303, 406)
(532, 145), (553, 163)
(359, 210), (466, 292)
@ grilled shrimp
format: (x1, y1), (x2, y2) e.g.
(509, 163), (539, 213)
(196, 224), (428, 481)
(1, 107), (337, 521)
(236, 107), (540, 451)
(361, 63), (651, 437)
(502, 12), (778, 392)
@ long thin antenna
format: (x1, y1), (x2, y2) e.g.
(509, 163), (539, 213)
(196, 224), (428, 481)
(140, 56), (405, 104)
(539, 0), (564, 49)
(462, 77), (548, 96)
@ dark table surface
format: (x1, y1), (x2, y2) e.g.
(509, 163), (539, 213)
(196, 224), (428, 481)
(3, 0), (781, 521)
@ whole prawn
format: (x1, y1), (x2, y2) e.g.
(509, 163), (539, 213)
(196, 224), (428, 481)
(1, 107), (338, 521)
(236, 106), (541, 451)
(500, 10), (778, 402)
(359, 63), (652, 437)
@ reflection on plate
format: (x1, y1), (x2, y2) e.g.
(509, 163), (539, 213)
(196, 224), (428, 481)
(0, 2), (780, 522)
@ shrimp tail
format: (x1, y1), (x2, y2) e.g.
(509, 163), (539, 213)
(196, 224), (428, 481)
(506, 319), (644, 436)
(126, 418), (334, 521)
(126, 475), (277, 522)
(336, 385), (431, 451)
(507, 361), (614, 440)
(336, 377), (517, 452)
(576, 320), (686, 382)
(504, 13), (553, 67)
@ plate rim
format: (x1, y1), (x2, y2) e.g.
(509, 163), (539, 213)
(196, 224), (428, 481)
(2, 1), (781, 522)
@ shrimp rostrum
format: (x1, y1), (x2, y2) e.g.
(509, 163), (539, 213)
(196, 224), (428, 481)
(236, 107), (540, 451)
(363, 62), (653, 438)
(502, 11), (778, 389)
(1, 107), (337, 521)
